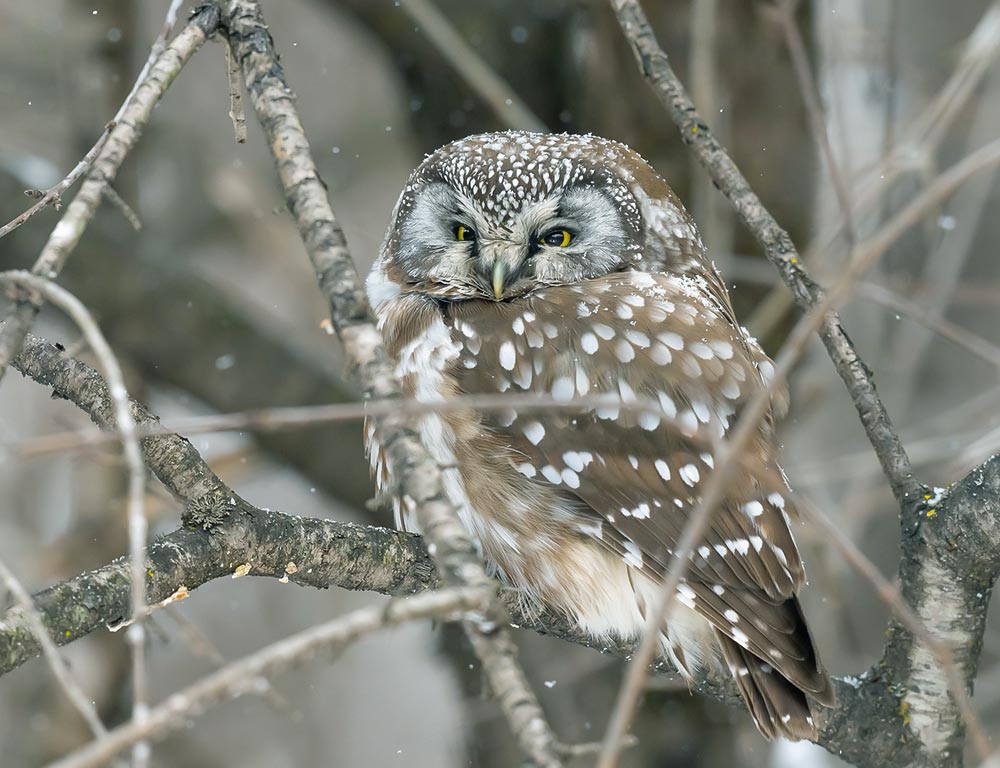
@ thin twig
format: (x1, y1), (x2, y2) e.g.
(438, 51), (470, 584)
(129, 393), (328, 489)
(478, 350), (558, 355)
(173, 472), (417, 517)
(10, 392), (708, 459)
(796, 497), (993, 759)
(400, 0), (547, 132)
(0, 272), (149, 766)
(0, 5), (221, 386)
(609, 0), (923, 504)
(770, 0), (857, 251)
(101, 186), (143, 231)
(46, 587), (489, 768)
(0, 123), (115, 240)
(595, 126), (1000, 767)
(746, 1), (1000, 341)
(223, 39), (248, 144)
(0, 556), (108, 738)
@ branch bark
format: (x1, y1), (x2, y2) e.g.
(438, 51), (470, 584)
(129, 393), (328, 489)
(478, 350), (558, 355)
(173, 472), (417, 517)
(217, 3), (564, 764)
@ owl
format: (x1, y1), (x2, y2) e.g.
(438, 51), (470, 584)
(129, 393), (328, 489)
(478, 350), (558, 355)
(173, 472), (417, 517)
(365, 131), (832, 740)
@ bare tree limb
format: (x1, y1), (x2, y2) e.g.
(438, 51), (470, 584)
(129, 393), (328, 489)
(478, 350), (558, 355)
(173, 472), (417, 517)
(46, 586), (489, 768)
(218, 2), (563, 764)
(0, 272), (151, 763)
(399, 0), (547, 132)
(608, 0), (921, 507)
(0, 556), (108, 739)
(4, 324), (1000, 766)
(0, 123), (115, 240)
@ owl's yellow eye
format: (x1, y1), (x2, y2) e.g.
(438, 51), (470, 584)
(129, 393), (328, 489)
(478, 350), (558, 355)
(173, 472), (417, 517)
(541, 229), (572, 247)
(455, 225), (475, 242)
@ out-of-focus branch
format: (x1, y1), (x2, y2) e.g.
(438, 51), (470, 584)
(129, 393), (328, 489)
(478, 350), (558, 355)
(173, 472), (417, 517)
(4, 454), (999, 768)
(48, 586), (489, 768)
(0, 272), (151, 762)
(609, 1), (1000, 765)
(0, 557), (108, 739)
(0, 4), (221, 385)
(218, 3), (562, 764)
(609, 0), (920, 507)
(400, 0), (546, 132)
(4, 327), (999, 767)
(0, 123), (115, 240)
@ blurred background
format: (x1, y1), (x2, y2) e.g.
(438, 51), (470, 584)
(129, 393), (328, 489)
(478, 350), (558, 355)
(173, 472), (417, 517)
(1, 0), (999, 765)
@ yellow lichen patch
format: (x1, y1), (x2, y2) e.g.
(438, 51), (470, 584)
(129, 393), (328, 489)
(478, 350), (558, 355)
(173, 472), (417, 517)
(899, 700), (910, 725)
(64, 630), (72, 637)
(146, 569), (155, 580)
(232, 563), (252, 579)
(927, 508), (937, 518)
(284, 562), (298, 575)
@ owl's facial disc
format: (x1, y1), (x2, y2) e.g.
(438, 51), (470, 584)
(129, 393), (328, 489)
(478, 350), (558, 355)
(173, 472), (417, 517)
(394, 182), (631, 302)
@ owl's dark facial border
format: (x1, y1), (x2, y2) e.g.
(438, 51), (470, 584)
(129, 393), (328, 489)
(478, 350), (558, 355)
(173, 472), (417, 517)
(387, 178), (642, 302)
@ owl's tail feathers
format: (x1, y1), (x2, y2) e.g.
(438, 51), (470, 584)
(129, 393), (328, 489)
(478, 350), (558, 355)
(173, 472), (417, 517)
(716, 632), (832, 742)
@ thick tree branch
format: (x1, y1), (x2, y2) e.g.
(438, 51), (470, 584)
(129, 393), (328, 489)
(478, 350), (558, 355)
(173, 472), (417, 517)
(218, 2), (563, 764)
(5, 325), (1000, 767)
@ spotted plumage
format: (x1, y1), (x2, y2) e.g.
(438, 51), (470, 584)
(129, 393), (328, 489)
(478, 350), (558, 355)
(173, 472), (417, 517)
(366, 131), (832, 740)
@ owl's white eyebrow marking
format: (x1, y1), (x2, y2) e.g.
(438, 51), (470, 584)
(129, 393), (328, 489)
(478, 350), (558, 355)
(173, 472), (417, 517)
(522, 420), (545, 445)
(498, 340), (516, 370)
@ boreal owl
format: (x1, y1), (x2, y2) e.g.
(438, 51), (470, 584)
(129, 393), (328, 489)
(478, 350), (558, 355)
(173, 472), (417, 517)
(365, 131), (832, 740)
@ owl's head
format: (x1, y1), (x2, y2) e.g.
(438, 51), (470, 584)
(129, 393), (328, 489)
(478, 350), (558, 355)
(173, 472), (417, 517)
(370, 131), (703, 306)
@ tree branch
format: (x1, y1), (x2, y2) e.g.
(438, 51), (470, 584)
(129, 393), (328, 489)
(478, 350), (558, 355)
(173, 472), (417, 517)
(608, 0), (921, 507)
(0, 4), (221, 385)
(218, 1), (564, 764)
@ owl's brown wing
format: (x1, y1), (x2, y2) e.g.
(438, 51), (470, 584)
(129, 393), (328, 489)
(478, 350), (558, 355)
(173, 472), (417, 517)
(446, 269), (829, 700)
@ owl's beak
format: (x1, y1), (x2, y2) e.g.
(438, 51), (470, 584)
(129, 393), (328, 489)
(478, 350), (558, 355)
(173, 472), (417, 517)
(492, 262), (507, 300)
